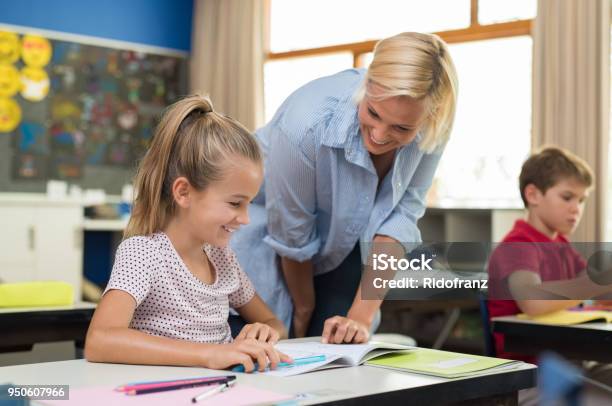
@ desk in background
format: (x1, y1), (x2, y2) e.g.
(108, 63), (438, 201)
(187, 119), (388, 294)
(492, 316), (612, 362)
(0, 302), (96, 354)
(0, 340), (536, 405)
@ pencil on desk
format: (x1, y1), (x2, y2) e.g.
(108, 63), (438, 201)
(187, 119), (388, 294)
(125, 376), (235, 396)
(116, 375), (230, 392)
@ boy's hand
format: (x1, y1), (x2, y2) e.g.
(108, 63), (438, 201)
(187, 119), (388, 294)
(236, 322), (280, 344)
(202, 338), (292, 372)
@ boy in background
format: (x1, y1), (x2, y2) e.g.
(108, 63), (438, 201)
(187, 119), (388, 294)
(487, 147), (611, 360)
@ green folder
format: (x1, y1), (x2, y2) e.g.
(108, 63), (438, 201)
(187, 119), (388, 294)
(366, 348), (523, 378)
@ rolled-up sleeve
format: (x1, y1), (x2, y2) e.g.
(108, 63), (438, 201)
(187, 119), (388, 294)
(377, 149), (443, 250)
(263, 125), (320, 262)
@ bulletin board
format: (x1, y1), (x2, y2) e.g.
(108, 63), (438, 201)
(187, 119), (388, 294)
(0, 29), (188, 194)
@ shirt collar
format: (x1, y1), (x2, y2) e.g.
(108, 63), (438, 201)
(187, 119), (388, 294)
(321, 70), (425, 177)
(320, 88), (362, 149)
(514, 219), (568, 242)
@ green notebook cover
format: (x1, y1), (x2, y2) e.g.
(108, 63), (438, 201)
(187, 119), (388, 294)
(366, 348), (522, 378)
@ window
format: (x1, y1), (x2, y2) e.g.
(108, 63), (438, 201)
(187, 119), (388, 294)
(269, 0), (470, 53)
(478, 0), (536, 25)
(264, 53), (353, 123)
(434, 37), (532, 206)
(264, 1), (534, 207)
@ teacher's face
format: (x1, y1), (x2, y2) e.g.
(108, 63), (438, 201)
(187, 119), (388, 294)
(358, 85), (428, 156)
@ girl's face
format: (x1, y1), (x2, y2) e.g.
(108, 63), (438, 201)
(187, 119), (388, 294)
(358, 84), (428, 156)
(186, 156), (263, 247)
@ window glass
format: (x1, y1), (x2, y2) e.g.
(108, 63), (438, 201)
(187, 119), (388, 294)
(270, 0), (470, 52)
(264, 53), (353, 122)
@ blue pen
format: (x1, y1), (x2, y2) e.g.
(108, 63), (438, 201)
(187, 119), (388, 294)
(231, 355), (326, 373)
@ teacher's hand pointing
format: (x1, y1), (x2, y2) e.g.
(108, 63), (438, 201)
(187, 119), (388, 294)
(321, 316), (370, 344)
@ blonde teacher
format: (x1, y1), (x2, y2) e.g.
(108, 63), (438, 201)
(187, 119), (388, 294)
(231, 32), (458, 343)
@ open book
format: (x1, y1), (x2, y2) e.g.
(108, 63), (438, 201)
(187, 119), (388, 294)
(517, 310), (612, 325)
(264, 341), (412, 377)
(365, 348), (524, 378)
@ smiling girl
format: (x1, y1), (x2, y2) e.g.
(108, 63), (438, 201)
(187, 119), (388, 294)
(85, 95), (290, 373)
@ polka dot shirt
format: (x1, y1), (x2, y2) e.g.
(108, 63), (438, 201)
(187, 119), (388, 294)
(104, 232), (255, 344)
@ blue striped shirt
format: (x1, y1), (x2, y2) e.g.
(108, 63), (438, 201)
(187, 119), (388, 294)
(231, 68), (443, 327)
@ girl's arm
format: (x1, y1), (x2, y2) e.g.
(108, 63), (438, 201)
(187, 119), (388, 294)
(85, 290), (289, 371)
(235, 293), (288, 342)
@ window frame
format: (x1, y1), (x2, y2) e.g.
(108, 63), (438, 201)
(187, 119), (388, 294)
(264, 0), (533, 68)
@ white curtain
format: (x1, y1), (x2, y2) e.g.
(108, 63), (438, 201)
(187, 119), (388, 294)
(532, 0), (611, 241)
(190, 0), (265, 131)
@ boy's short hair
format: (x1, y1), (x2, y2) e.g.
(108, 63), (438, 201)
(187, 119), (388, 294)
(519, 146), (594, 207)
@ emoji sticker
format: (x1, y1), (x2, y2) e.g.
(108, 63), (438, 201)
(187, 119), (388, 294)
(20, 66), (50, 101)
(0, 31), (20, 64)
(22, 35), (52, 68)
(0, 64), (20, 97)
(0, 98), (22, 132)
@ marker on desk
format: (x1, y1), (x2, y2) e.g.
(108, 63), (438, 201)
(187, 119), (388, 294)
(191, 379), (236, 403)
(231, 355), (326, 373)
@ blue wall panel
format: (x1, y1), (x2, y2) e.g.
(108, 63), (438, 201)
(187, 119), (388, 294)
(1, 0), (193, 52)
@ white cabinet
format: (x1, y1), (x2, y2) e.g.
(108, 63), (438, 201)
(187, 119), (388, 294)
(418, 208), (524, 242)
(0, 194), (83, 301)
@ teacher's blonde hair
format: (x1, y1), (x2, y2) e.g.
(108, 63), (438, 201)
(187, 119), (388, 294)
(357, 32), (458, 153)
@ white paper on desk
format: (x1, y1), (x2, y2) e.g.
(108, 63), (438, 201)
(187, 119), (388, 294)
(263, 341), (411, 377)
(282, 341), (411, 364)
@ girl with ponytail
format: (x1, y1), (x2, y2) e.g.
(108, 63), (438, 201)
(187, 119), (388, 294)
(85, 95), (291, 372)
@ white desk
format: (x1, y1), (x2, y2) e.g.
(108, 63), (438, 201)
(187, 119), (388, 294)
(492, 316), (612, 362)
(0, 340), (536, 405)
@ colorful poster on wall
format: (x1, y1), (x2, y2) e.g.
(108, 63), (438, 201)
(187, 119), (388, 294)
(2, 29), (186, 183)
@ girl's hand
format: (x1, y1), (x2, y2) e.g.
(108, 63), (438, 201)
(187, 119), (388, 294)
(236, 322), (280, 344)
(321, 316), (370, 344)
(202, 338), (292, 372)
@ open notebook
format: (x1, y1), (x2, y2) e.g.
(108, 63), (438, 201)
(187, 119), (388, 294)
(264, 341), (412, 377)
(365, 348), (524, 378)
(516, 310), (612, 325)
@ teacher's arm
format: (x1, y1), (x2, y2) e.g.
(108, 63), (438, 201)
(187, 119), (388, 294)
(322, 149), (443, 344)
(262, 126), (320, 337)
(281, 257), (316, 337)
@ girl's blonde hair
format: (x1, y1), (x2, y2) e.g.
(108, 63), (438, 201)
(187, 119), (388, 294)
(124, 94), (262, 239)
(357, 32), (458, 153)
